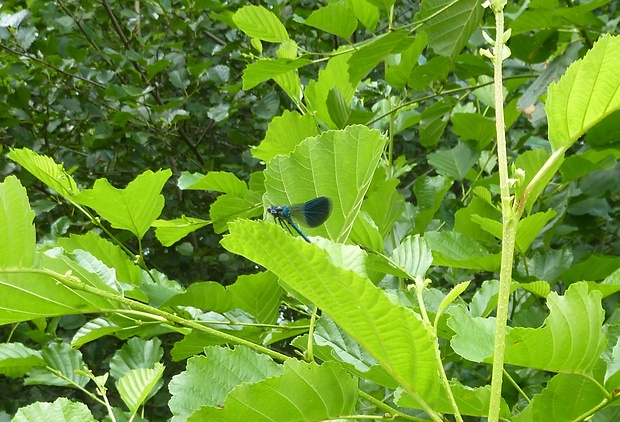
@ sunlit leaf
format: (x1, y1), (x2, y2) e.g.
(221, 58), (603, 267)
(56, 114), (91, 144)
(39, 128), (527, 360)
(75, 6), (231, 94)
(233, 5), (289, 42)
(547, 34), (620, 150)
(222, 220), (441, 400)
(187, 360), (357, 421)
(74, 169), (172, 239)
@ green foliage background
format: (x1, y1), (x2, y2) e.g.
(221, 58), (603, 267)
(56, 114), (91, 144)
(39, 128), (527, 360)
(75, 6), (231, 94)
(1, 0), (619, 421)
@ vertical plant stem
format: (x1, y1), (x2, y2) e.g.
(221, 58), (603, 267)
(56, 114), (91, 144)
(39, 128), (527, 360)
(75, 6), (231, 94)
(488, 3), (517, 421)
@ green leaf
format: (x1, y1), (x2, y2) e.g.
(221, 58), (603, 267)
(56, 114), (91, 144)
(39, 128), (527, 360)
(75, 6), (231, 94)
(164, 281), (234, 311)
(0, 249), (123, 325)
(469, 279), (501, 318)
(524, 249), (573, 283)
(349, 212), (384, 252)
(117, 363), (165, 414)
(295, 315), (399, 388)
(408, 56), (452, 91)
(188, 360), (357, 421)
(515, 149), (563, 215)
(74, 169), (171, 239)
(561, 255), (620, 284)
(425, 232), (501, 272)
(360, 168), (405, 239)
(454, 53), (493, 79)
(585, 109), (620, 147)
(7, 148), (79, 198)
(451, 113), (496, 150)
(242, 58), (310, 90)
(454, 196), (500, 245)
(437, 280), (471, 317)
(347, 30), (408, 84)
(58, 232), (142, 286)
(0, 176), (35, 268)
(13, 397), (96, 422)
(227, 272), (283, 324)
(560, 153), (610, 182)
(169, 346), (283, 421)
(252, 110), (320, 162)
(273, 66), (303, 104)
(451, 283), (607, 372)
(428, 142), (479, 181)
(547, 34), (620, 151)
(366, 0), (397, 9)
(448, 305), (496, 362)
(264, 125), (386, 243)
(178, 171), (247, 195)
(513, 373), (608, 422)
(147, 59), (172, 78)
(386, 33), (428, 89)
(397, 379), (511, 419)
(472, 209), (557, 254)
(604, 334), (620, 389)
(71, 318), (120, 348)
(26, 342), (89, 387)
(509, 0), (608, 35)
(305, 49), (356, 128)
(303, 3), (358, 39)
(0, 343), (45, 378)
(514, 209), (557, 253)
(110, 338), (164, 380)
(413, 175), (453, 234)
(233, 5), (289, 42)
(326, 87), (351, 129)
(348, 0), (379, 30)
(419, 0), (484, 60)
(392, 235), (433, 278)
(152, 216), (210, 247)
(420, 97), (458, 147)
(209, 194), (263, 234)
(222, 220), (441, 400)
(520, 280), (551, 298)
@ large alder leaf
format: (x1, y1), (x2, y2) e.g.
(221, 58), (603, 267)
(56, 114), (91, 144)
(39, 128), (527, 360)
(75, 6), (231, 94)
(178, 171), (247, 195)
(252, 110), (320, 162)
(0, 343), (44, 378)
(169, 346), (283, 421)
(74, 169), (172, 239)
(547, 34), (620, 150)
(233, 5), (289, 43)
(222, 220), (441, 401)
(505, 283), (606, 372)
(26, 342), (89, 387)
(0, 178), (123, 325)
(450, 283), (607, 372)
(13, 397), (96, 422)
(188, 360), (357, 421)
(117, 363), (165, 414)
(294, 314), (399, 388)
(303, 3), (358, 39)
(420, 97), (459, 147)
(242, 58), (311, 90)
(513, 373), (608, 422)
(57, 232), (142, 286)
(264, 125), (386, 243)
(305, 50), (356, 128)
(0, 176), (35, 268)
(347, 30), (408, 83)
(419, 0), (484, 60)
(397, 379), (511, 419)
(110, 338), (164, 380)
(7, 148), (79, 199)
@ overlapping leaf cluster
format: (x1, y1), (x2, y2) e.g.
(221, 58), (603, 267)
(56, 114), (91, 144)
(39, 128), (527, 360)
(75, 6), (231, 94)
(1, 0), (620, 421)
